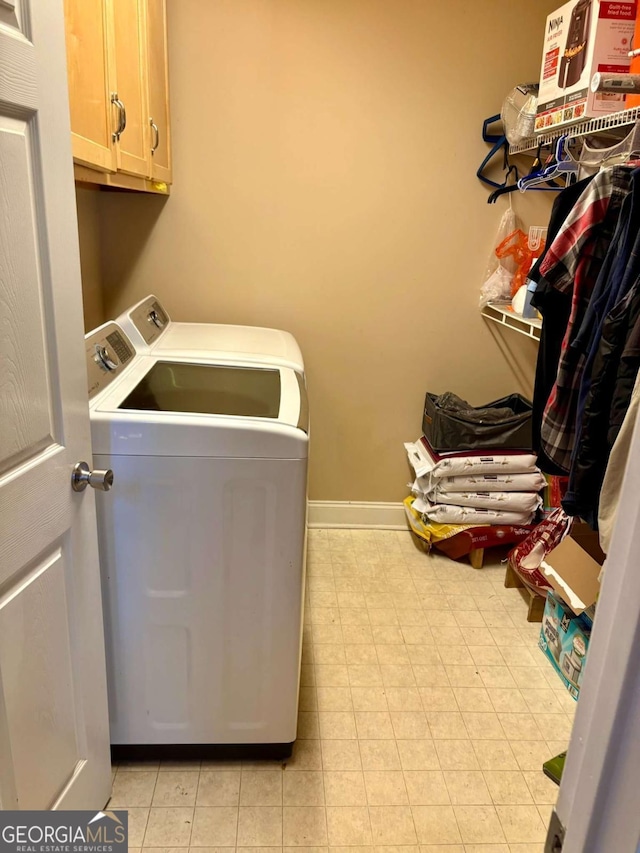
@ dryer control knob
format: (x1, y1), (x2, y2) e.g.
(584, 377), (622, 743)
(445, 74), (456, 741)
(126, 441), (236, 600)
(148, 309), (165, 328)
(94, 344), (117, 371)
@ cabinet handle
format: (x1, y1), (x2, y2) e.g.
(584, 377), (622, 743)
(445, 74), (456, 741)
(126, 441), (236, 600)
(111, 93), (126, 141)
(150, 118), (160, 155)
(118, 99), (127, 135)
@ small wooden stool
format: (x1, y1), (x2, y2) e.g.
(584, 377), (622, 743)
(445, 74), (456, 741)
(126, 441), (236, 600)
(504, 562), (546, 622)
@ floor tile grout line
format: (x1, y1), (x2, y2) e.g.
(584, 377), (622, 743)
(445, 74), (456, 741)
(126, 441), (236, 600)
(232, 793), (239, 848)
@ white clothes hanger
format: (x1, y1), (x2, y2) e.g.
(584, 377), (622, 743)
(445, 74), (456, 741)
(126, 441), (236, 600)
(580, 119), (640, 169)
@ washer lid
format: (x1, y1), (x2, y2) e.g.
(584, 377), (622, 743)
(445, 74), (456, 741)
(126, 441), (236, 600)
(118, 361), (282, 419)
(155, 323), (304, 373)
(90, 355), (309, 459)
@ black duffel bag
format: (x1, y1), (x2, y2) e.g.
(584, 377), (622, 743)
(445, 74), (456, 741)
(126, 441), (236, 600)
(422, 391), (533, 452)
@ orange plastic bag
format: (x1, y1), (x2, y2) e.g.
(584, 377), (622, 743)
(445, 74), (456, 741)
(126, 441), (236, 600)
(495, 229), (546, 298)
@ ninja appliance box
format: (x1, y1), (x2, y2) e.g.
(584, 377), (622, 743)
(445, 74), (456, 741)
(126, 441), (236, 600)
(535, 0), (636, 131)
(538, 524), (604, 699)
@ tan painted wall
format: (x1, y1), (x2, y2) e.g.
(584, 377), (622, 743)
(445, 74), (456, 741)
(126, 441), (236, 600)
(98, 0), (556, 502)
(76, 187), (105, 332)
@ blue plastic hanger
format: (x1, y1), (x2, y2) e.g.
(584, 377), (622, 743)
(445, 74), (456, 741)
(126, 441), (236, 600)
(517, 135), (577, 192)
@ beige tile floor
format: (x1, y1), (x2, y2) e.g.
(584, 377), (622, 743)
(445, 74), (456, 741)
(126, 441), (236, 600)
(111, 528), (575, 852)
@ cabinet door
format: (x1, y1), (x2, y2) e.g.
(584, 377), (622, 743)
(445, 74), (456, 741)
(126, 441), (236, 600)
(64, 0), (116, 172)
(112, 0), (150, 177)
(146, 0), (172, 183)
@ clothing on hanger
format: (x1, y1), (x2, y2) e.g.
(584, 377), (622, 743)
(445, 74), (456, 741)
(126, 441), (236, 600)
(528, 175), (595, 474)
(562, 282), (640, 525)
(566, 170), (640, 468)
(536, 165), (633, 473)
(528, 122), (640, 533)
(598, 370), (640, 552)
(608, 314), (640, 446)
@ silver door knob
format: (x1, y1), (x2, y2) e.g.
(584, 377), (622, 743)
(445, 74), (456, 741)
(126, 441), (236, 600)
(72, 461), (114, 492)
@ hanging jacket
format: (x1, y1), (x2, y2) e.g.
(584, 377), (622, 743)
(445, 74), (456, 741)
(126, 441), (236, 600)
(529, 176), (594, 474)
(562, 279), (640, 525)
(598, 370), (640, 552)
(568, 169), (640, 465)
(536, 166), (633, 472)
(608, 313), (640, 447)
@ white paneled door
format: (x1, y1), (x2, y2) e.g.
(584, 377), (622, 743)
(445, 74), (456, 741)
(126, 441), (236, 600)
(0, 0), (111, 809)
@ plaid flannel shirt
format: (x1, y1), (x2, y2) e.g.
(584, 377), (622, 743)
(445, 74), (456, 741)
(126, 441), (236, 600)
(536, 167), (633, 473)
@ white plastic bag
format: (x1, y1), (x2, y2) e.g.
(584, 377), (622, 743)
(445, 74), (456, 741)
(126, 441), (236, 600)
(501, 86), (538, 145)
(479, 207), (521, 308)
(479, 265), (514, 308)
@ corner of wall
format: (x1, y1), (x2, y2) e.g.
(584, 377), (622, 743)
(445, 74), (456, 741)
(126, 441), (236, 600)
(75, 186), (105, 333)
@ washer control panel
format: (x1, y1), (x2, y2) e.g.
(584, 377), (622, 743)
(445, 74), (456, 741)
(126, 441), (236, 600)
(86, 323), (135, 399)
(129, 295), (170, 345)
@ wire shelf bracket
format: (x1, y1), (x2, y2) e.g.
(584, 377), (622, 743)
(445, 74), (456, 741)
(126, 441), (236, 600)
(481, 302), (542, 341)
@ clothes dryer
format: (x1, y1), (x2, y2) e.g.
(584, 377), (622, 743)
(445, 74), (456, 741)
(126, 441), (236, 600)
(116, 294), (304, 374)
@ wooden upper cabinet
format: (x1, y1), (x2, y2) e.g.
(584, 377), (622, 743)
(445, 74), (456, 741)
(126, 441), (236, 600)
(112, 0), (150, 177)
(146, 0), (172, 184)
(64, 0), (171, 189)
(64, 0), (117, 172)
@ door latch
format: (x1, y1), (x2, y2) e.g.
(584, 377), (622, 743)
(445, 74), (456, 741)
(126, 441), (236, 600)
(546, 810), (565, 852)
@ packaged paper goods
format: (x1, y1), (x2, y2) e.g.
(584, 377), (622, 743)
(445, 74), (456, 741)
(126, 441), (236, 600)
(430, 452), (539, 478)
(405, 436), (544, 527)
(403, 496), (482, 551)
(403, 496), (533, 557)
(425, 490), (544, 514)
(540, 591), (592, 699)
(429, 472), (547, 495)
(405, 437), (538, 480)
(415, 499), (538, 526)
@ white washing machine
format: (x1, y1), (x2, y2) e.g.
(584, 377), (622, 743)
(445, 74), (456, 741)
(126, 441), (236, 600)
(85, 323), (308, 759)
(116, 294), (305, 374)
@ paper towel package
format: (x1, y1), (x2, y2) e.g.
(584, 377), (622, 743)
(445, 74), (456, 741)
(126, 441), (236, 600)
(538, 524), (604, 699)
(539, 591), (592, 700)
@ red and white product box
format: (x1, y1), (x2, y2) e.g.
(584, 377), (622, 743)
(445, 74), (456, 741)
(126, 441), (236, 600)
(536, 0), (637, 131)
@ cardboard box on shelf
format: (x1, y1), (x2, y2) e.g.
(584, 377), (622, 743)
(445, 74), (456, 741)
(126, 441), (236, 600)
(627, 12), (640, 106)
(538, 522), (604, 698)
(535, 0), (637, 132)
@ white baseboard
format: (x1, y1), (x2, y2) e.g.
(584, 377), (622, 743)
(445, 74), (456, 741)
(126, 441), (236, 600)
(308, 501), (407, 530)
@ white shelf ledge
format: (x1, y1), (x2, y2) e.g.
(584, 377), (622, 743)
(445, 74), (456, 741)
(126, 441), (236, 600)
(509, 105), (640, 155)
(481, 302), (542, 341)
